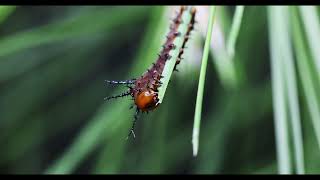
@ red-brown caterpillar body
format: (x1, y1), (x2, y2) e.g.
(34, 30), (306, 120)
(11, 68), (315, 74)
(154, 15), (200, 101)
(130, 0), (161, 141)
(105, 6), (196, 139)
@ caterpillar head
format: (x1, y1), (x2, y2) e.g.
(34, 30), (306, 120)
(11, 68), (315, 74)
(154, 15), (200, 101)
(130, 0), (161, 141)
(134, 90), (159, 112)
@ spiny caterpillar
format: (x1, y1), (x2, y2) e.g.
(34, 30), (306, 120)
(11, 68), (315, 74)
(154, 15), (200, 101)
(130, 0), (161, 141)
(105, 6), (196, 139)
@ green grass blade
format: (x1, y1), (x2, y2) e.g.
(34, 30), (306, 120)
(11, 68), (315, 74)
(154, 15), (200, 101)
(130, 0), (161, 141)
(0, 7), (148, 59)
(158, 6), (195, 104)
(0, 6), (15, 25)
(204, 7), (239, 89)
(279, 7), (304, 174)
(45, 102), (130, 174)
(226, 6), (244, 58)
(268, 6), (292, 174)
(192, 6), (216, 157)
(299, 6), (320, 78)
(292, 8), (320, 152)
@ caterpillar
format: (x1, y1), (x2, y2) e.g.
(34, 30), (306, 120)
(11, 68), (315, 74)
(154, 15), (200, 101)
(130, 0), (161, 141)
(105, 6), (196, 139)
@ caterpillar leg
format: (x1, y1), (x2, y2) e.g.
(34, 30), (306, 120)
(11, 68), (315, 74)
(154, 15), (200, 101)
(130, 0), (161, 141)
(105, 79), (136, 85)
(126, 108), (140, 140)
(104, 91), (131, 101)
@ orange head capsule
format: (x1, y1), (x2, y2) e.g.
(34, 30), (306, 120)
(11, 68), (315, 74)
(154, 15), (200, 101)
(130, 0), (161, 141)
(134, 90), (159, 112)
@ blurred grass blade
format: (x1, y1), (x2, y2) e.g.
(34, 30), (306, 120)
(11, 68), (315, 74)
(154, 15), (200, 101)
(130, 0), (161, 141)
(192, 6), (216, 157)
(268, 6), (292, 174)
(0, 6), (15, 25)
(226, 6), (244, 58)
(278, 7), (304, 174)
(158, 6), (194, 103)
(206, 7), (239, 89)
(299, 6), (320, 77)
(45, 102), (130, 174)
(0, 7), (148, 58)
(292, 8), (320, 152)
(45, 7), (167, 174)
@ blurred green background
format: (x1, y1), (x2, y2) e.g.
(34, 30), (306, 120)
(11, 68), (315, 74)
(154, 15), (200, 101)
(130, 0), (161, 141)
(0, 6), (319, 174)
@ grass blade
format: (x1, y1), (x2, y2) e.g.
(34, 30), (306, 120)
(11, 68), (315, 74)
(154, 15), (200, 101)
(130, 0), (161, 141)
(158, 6), (195, 103)
(299, 6), (320, 78)
(278, 7), (304, 174)
(268, 6), (292, 174)
(192, 6), (216, 157)
(292, 8), (320, 152)
(0, 5), (15, 78)
(0, 7), (148, 59)
(198, 6), (239, 89)
(0, 6), (15, 25)
(226, 6), (244, 58)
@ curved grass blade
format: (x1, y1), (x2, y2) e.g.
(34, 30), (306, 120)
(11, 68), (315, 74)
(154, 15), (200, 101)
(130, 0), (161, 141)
(192, 6), (216, 157)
